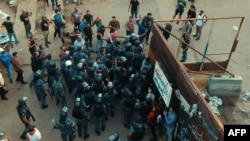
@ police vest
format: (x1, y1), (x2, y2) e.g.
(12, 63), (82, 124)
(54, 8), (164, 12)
(124, 98), (134, 108)
(93, 104), (105, 117)
(131, 124), (145, 140)
(72, 108), (85, 119)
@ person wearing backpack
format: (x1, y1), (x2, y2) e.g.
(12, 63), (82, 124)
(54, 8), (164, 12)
(127, 115), (146, 141)
(52, 9), (63, 40)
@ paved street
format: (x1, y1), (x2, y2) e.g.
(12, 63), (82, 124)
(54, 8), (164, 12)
(0, 0), (250, 140)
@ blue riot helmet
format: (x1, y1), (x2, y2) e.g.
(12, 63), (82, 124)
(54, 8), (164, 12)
(33, 70), (42, 79)
(96, 93), (103, 103)
(95, 73), (102, 83)
(79, 58), (86, 63)
(120, 56), (127, 63)
(115, 39), (121, 46)
(68, 45), (75, 52)
(129, 74), (135, 83)
(49, 61), (56, 68)
(74, 97), (81, 108)
(135, 115), (143, 123)
(76, 62), (83, 71)
(134, 40), (141, 46)
(109, 132), (120, 141)
(59, 106), (68, 123)
(128, 67), (134, 74)
(63, 53), (70, 60)
(126, 90), (133, 98)
(76, 76), (83, 83)
(81, 81), (90, 91)
(105, 53), (111, 59)
(88, 66), (95, 77)
(107, 82), (113, 90)
(18, 96), (27, 104)
(125, 42), (132, 51)
(65, 60), (72, 67)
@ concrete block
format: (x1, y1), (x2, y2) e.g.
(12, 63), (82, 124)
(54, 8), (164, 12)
(208, 75), (242, 96)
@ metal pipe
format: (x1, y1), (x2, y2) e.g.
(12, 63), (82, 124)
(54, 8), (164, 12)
(153, 16), (245, 23)
(156, 23), (235, 77)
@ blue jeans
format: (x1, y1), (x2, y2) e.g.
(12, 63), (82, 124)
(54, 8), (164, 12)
(182, 49), (188, 61)
(131, 10), (138, 18)
(51, 0), (58, 10)
(96, 38), (103, 52)
(4, 65), (13, 81)
(166, 126), (174, 141)
(8, 32), (18, 47)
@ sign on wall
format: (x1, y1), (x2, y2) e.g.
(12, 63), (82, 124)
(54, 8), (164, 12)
(153, 61), (172, 107)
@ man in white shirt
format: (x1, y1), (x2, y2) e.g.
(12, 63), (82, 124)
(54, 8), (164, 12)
(73, 35), (85, 50)
(26, 126), (42, 141)
(193, 10), (207, 40)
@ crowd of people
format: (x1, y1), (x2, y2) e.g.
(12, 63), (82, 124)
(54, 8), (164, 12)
(0, 0), (209, 140)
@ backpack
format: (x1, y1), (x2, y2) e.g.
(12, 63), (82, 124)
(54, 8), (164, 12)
(54, 14), (62, 25)
(93, 104), (105, 117)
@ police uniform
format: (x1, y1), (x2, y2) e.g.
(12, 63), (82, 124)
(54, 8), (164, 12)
(103, 82), (117, 120)
(51, 78), (66, 108)
(127, 116), (146, 141)
(121, 91), (136, 129)
(32, 71), (48, 109)
(72, 98), (90, 139)
(16, 97), (34, 140)
(54, 106), (76, 141)
(91, 96), (106, 135)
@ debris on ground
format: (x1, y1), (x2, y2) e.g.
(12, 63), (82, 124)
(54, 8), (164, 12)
(242, 89), (250, 101)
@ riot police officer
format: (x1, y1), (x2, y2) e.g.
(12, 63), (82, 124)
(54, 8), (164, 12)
(47, 61), (60, 88)
(127, 115), (146, 141)
(121, 90), (136, 129)
(31, 70), (48, 109)
(103, 82), (117, 120)
(16, 96), (35, 140)
(54, 106), (76, 141)
(51, 76), (67, 108)
(64, 60), (75, 93)
(72, 47), (86, 65)
(91, 93), (106, 136)
(72, 97), (90, 139)
(81, 81), (95, 119)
